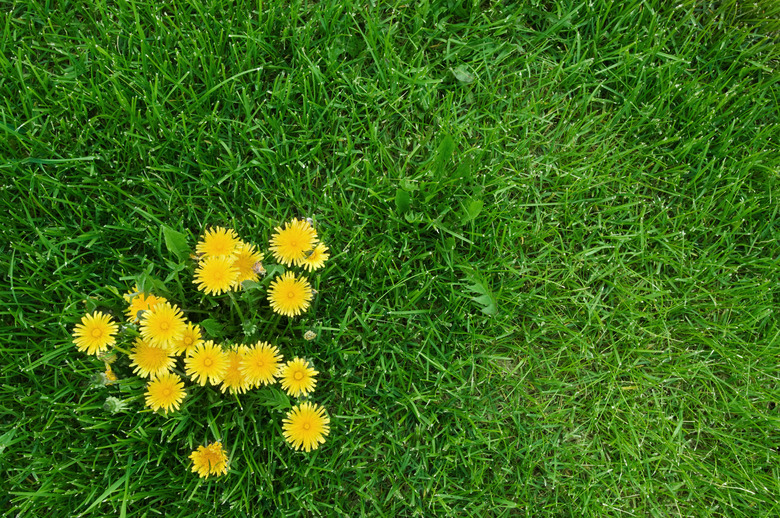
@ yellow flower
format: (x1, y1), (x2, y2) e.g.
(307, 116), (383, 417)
(189, 442), (229, 479)
(269, 218), (318, 266)
(170, 323), (203, 356)
(124, 287), (167, 323)
(144, 373), (186, 414)
(102, 365), (118, 385)
(184, 341), (229, 386)
(219, 347), (251, 394)
(279, 357), (318, 398)
(231, 242), (265, 287)
(282, 402), (330, 452)
(139, 302), (187, 348)
(193, 255), (239, 295)
(72, 311), (119, 356)
(267, 271), (313, 317)
(128, 337), (175, 379)
(240, 341), (283, 387)
(196, 226), (240, 258)
(300, 243), (330, 272)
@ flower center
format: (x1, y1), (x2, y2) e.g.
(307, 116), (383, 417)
(204, 358), (213, 367)
(287, 290), (296, 299)
(294, 371), (304, 381)
(303, 422), (311, 430)
(184, 337), (192, 345)
(91, 328), (103, 338)
(160, 322), (170, 331)
(162, 388), (172, 397)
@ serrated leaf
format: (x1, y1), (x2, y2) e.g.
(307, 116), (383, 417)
(254, 387), (291, 412)
(451, 66), (474, 84)
(461, 198), (484, 225)
(466, 277), (498, 315)
(162, 225), (190, 262)
(395, 188), (411, 214)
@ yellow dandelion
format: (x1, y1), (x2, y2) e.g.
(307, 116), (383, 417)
(269, 218), (318, 266)
(282, 402), (330, 452)
(144, 373), (186, 414)
(184, 341), (229, 386)
(193, 255), (240, 295)
(231, 242), (265, 287)
(102, 365), (118, 385)
(267, 271), (313, 317)
(196, 226), (240, 258)
(240, 341), (283, 387)
(170, 322), (203, 356)
(300, 243), (330, 272)
(124, 287), (167, 323)
(128, 337), (175, 379)
(139, 302), (187, 348)
(72, 311), (119, 356)
(189, 442), (229, 479)
(279, 357), (318, 398)
(219, 346), (251, 394)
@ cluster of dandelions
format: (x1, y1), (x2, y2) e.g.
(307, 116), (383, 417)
(70, 219), (332, 479)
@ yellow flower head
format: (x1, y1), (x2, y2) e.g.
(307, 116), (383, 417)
(279, 357), (318, 398)
(282, 402), (330, 452)
(231, 241), (265, 287)
(139, 302), (187, 348)
(269, 218), (318, 266)
(193, 255), (240, 295)
(72, 311), (119, 356)
(189, 442), (229, 479)
(240, 341), (283, 388)
(184, 341), (229, 386)
(124, 287), (167, 323)
(219, 346), (251, 394)
(170, 322), (203, 356)
(196, 226), (240, 258)
(144, 373), (186, 414)
(129, 337), (175, 379)
(300, 243), (330, 272)
(267, 271), (313, 317)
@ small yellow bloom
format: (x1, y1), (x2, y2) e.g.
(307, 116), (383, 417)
(170, 322), (204, 356)
(282, 402), (330, 452)
(219, 347), (251, 394)
(189, 442), (229, 479)
(184, 341), (229, 386)
(193, 255), (239, 295)
(267, 271), (313, 317)
(72, 311), (119, 356)
(231, 241), (265, 287)
(300, 243), (330, 272)
(124, 287), (167, 323)
(196, 226), (240, 258)
(144, 373), (186, 414)
(279, 357), (318, 398)
(128, 337), (175, 379)
(139, 302), (187, 349)
(240, 342), (283, 387)
(269, 218), (318, 266)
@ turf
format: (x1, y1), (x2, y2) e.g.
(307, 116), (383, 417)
(1, 0), (779, 516)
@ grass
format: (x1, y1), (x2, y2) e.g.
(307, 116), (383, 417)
(1, 0), (779, 516)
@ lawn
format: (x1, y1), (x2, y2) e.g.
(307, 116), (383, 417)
(1, 0), (779, 516)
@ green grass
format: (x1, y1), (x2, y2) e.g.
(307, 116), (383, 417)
(1, 0), (779, 516)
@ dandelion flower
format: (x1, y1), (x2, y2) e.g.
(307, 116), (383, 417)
(282, 402), (330, 452)
(72, 311), (119, 355)
(300, 243), (330, 272)
(240, 341), (283, 387)
(269, 218), (318, 266)
(185, 341), (229, 386)
(193, 255), (240, 295)
(124, 287), (167, 323)
(101, 365), (118, 385)
(196, 226), (240, 258)
(231, 242), (265, 287)
(267, 271), (313, 317)
(189, 442), (229, 479)
(219, 346), (251, 394)
(144, 373), (186, 414)
(170, 322), (203, 356)
(128, 337), (175, 379)
(139, 302), (187, 348)
(279, 357), (318, 398)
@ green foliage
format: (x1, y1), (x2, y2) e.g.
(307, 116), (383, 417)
(1, 0), (779, 516)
